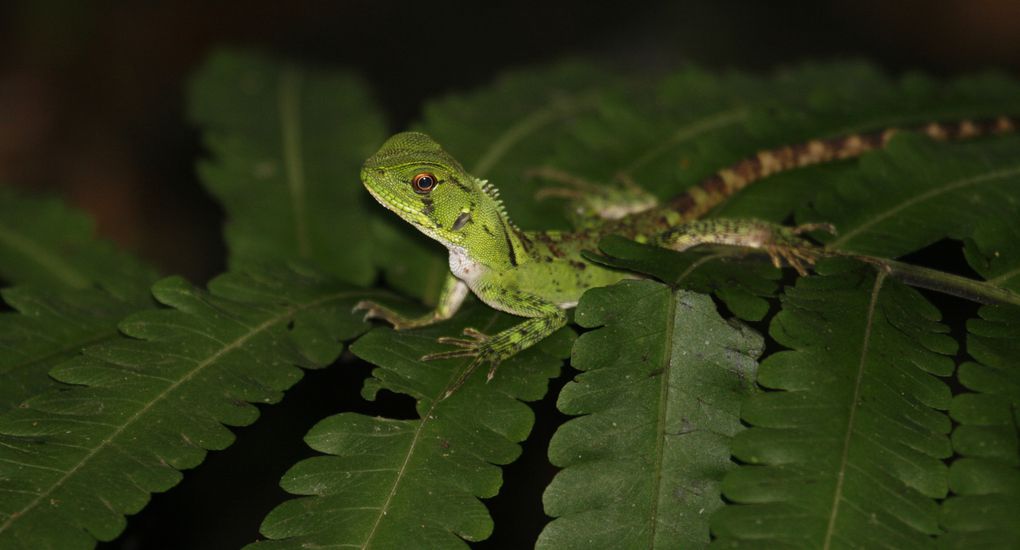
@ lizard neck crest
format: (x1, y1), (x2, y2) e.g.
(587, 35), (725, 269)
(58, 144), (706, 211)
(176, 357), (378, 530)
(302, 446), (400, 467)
(361, 132), (528, 270)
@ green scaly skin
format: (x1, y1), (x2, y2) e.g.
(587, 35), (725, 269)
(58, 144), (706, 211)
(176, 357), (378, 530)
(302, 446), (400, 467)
(355, 116), (1018, 395)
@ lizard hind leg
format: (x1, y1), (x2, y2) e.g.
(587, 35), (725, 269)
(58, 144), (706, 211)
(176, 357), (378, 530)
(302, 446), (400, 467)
(655, 219), (836, 275)
(528, 166), (659, 228)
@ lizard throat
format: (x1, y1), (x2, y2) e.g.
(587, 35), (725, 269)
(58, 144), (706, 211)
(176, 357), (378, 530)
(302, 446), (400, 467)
(447, 245), (487, 286)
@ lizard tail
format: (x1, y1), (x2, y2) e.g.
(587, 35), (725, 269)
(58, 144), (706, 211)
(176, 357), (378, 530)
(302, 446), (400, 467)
(665, 115), (1019, 220)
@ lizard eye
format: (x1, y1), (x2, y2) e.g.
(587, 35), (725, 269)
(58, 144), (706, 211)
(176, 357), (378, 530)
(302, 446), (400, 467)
(411, 173), (437, 194)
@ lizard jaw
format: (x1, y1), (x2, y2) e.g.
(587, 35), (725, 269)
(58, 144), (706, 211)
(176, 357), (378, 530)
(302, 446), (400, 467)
(363, 178), (461, 246)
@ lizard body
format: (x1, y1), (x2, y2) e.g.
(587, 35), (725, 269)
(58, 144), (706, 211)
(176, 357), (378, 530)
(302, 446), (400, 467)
(355, 116), (1017, 394)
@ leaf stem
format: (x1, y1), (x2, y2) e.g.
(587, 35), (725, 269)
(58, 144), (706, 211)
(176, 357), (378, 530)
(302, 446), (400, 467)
(844, 253), (1020, 306)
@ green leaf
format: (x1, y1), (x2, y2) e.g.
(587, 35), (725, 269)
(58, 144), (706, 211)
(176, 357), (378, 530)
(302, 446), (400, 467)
(250, 303), (562, 548)
(189, 50), (387, 285)
(0, 187), (156, 297)
(0, 187), (158, 412)
(0, 266), (373, 548)
(812, 135), (1020, 290)
(939, 304), (1020, 548)
(713, 258), (955, 548)
(587, 235), (781, 321)
(538, 283), (761, 549)
(0, 287), (147, 412)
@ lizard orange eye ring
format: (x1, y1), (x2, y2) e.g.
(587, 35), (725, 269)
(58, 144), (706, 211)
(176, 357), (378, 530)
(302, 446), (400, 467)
(412, 173), (437, 193)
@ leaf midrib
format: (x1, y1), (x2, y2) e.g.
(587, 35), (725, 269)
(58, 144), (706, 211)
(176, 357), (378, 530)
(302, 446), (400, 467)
(0, 289), (364, 535)
(822, 270), (887, 549)
(647, 285), (678, 546)
(359, 313), (501, 549)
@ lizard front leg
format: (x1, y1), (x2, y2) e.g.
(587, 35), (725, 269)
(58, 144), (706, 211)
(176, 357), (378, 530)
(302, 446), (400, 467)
(423, 283), (568, 397)
(656, 219), (836, 275)
(354, 273), (468, 329)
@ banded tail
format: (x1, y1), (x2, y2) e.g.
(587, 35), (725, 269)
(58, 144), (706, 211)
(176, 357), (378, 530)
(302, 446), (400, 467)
(665, 115), (1018, 221)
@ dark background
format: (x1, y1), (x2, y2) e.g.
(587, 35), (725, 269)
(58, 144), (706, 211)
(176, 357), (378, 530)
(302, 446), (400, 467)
(1, 1), (1018, 548)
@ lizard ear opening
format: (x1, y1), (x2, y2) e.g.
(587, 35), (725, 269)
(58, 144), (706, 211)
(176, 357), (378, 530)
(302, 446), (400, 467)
(412, 172), (437, 194)
(452, 211), (471, 231)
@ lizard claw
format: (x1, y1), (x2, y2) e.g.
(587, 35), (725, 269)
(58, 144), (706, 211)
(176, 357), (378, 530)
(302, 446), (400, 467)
(352, 300), (385, 322)
(423, 327), (505, 398)
(424, 327), (492, 359)
(765, 243), (826, 277)
(461, 327), (488, 340)
(422, 348), (477, 361)
(486, 362), (501, 381)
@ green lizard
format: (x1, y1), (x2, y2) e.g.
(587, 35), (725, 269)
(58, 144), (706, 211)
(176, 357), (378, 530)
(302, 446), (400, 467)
(355, 116), (1017, 394)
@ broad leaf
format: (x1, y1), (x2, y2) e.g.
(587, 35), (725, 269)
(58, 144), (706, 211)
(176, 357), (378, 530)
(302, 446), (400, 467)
(713, 259), (955, 548)
(250, 303), (566, 548)
(0, 266), (373, 548)
(539, 283), (761, 549)
(189, 50), (387, 285)
(939, 304), (1020, 548)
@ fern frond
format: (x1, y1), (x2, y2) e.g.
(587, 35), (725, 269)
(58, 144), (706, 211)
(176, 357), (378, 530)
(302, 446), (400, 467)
(0, 266), (373, 548)
(538, 283), (761, 548)
(249, 303), (565, 548)
(587, 235), (781, 321)
(0, 188), (157, 412)
(0, 186), (156, 296)
(812, 135), (1020, 287)
(939, 304), (1020, 548)
(189, 50), (386, 286)
(713, 258), (954, 548)
(0, 287), (147, 412)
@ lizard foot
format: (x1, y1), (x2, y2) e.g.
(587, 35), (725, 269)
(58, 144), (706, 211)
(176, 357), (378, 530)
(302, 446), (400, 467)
(763, 243), (826, 276)
(762, 222), (836, 276)
(423, 328), (508, 398)
(424, 327), (491, 359)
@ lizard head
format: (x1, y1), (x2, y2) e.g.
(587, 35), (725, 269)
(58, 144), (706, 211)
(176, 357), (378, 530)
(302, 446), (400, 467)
(361, 132), (492, 247)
